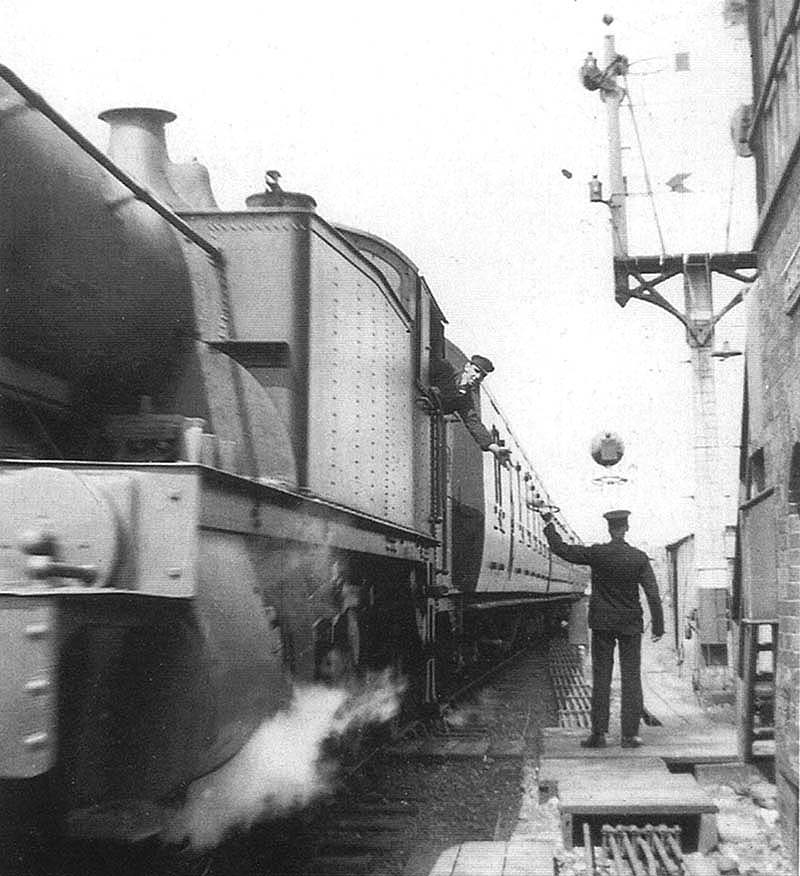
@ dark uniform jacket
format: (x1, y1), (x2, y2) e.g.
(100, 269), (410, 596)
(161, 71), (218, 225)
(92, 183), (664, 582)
(544, 523), (664, 637)
(428, 357), (493, 450)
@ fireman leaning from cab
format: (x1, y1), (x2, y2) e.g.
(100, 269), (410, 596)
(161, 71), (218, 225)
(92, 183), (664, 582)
(428, 354), (511, 467)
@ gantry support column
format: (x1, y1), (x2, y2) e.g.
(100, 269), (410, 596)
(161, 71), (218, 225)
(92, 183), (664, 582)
(684, 256), (728, 595)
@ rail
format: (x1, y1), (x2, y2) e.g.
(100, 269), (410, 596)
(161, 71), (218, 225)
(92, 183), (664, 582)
(346, 640), (536, 774)
(0, 64), (223, 264)
(580, 824), (684, 876)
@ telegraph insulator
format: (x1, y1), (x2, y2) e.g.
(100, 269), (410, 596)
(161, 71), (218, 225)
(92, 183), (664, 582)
(730, 104), (754, 158)
(580, 53), (605, 91)
(590, 431), (625, 467)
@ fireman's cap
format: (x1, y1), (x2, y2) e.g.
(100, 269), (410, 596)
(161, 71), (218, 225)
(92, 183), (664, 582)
(470, 355), (494, 375)
(603, 509), (630, 523)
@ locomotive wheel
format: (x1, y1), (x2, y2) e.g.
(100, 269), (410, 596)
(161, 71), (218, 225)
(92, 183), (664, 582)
(317, 645), (355, 684)
(0, 775), (62, 876)
(316, 608), (360, 685)
(434, 615), (457, 697)
(385, 648), (423, 739)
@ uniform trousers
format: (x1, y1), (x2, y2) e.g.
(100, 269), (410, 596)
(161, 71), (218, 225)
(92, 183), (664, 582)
(590, 628), (643, 738)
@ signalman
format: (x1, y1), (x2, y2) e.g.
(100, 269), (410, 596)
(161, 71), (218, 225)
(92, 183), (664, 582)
(536, 508), (664, 748)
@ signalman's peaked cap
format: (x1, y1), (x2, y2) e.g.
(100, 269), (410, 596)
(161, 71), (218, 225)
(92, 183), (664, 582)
(470, 354), (494, 374)
(603, 509), (630, 523)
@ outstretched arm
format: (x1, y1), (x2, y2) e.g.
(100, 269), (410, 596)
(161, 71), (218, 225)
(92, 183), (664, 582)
(542, 520), (593, 565)
(458, 405), (494, 450)
(459, 408), (511, 466)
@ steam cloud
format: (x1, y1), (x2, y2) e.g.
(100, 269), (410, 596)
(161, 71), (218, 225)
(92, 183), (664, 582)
(162, 669), (405, 851)
(441, 690), (494, 731)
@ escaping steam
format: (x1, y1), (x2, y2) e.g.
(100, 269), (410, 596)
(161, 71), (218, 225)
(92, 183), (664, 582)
(162, 669), (405, 851)
(441, 690), (495, 731)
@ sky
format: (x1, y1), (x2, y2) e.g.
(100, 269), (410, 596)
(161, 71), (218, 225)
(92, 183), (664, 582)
(1, 0), (756, 548)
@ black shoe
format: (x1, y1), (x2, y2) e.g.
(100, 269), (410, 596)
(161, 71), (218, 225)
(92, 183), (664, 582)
(580, 733), (607, 748)
(621, 735), (643, 748)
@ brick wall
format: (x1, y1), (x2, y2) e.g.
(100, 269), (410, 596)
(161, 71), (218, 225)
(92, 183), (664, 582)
(745, 154), (800, 858)
(776, 508), (800, 858)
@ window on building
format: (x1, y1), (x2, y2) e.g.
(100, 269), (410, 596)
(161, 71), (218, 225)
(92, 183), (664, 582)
(794, 16), (800, 92)
(777, 38), (797, 156)
(775, 0), (793, 31)
(763, 0), (777, 66)
(748, 447), (768, 498)
(789, 443), (800, 512)
(765, 82), (783, 183)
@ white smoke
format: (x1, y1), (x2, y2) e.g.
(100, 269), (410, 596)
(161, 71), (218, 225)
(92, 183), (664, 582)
(331, 668), (406, 734)
(441, 690), (494, 730)
(162, 669), (405, 851)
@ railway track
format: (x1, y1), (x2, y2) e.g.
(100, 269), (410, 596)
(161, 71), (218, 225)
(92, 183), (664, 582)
(34, 638), (564, 876)
(282, 640), (558, 876)
(148, 638), (558, 876)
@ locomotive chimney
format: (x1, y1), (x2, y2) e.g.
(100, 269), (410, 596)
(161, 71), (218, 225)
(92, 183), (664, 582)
(99, 107), (189, 210)
(99, 108), (220, 210)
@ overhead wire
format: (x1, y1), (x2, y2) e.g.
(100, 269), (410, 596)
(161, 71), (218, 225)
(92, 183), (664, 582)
(725, 148), (738, 251)
(618, 67), (744, 262)
(622, 73), (667, 258)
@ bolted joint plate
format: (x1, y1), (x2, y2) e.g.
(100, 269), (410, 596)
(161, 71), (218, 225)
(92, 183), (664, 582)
(0, 599), (56, 777)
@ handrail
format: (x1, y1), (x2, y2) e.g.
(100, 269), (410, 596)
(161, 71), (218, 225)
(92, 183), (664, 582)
(0, 64), (223, 263)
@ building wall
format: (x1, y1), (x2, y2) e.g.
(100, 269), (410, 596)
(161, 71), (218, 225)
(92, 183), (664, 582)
(744, 0), (800, 860)
(666, 535), (695, 657)
(666, 531), (738, 690)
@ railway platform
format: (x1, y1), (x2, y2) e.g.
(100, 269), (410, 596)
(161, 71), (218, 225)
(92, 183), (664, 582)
(425, 638), (781, 876)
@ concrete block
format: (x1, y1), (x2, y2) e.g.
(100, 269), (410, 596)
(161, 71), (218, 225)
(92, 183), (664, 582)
(683, 851), (723, 875)
(427, 845), (459, 876)
(698, 813), (719, 854)
(448, 843), (505, 876)
(504, 841), (556, 876)
(694, 762), (764, 788)
(426, 842), (557, 876)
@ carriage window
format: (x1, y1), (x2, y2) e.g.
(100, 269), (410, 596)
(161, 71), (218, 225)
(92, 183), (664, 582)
(524, 474), (534, 545)
(492, 426), (504, 531)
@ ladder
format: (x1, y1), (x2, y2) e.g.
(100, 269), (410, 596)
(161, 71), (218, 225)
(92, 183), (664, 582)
(738, 618), (779, 761)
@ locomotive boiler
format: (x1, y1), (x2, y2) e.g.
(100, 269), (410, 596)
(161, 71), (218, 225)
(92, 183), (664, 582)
(0, 64), (587, 853)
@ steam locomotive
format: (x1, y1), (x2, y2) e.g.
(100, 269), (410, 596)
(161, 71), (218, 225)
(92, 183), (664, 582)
(0, 65), (586, 850)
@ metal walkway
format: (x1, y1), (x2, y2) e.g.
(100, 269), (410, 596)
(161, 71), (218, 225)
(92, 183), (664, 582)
(548, 640), (592, 729)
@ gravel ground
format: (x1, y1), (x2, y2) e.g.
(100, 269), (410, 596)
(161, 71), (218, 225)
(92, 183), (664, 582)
(358, 640), (559, 876)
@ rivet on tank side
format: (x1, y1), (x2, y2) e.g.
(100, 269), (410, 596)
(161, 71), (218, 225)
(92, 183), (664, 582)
(23, 732), (48, 749)
(24, 677), (50, 695)
(168, 568), (182, 578)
